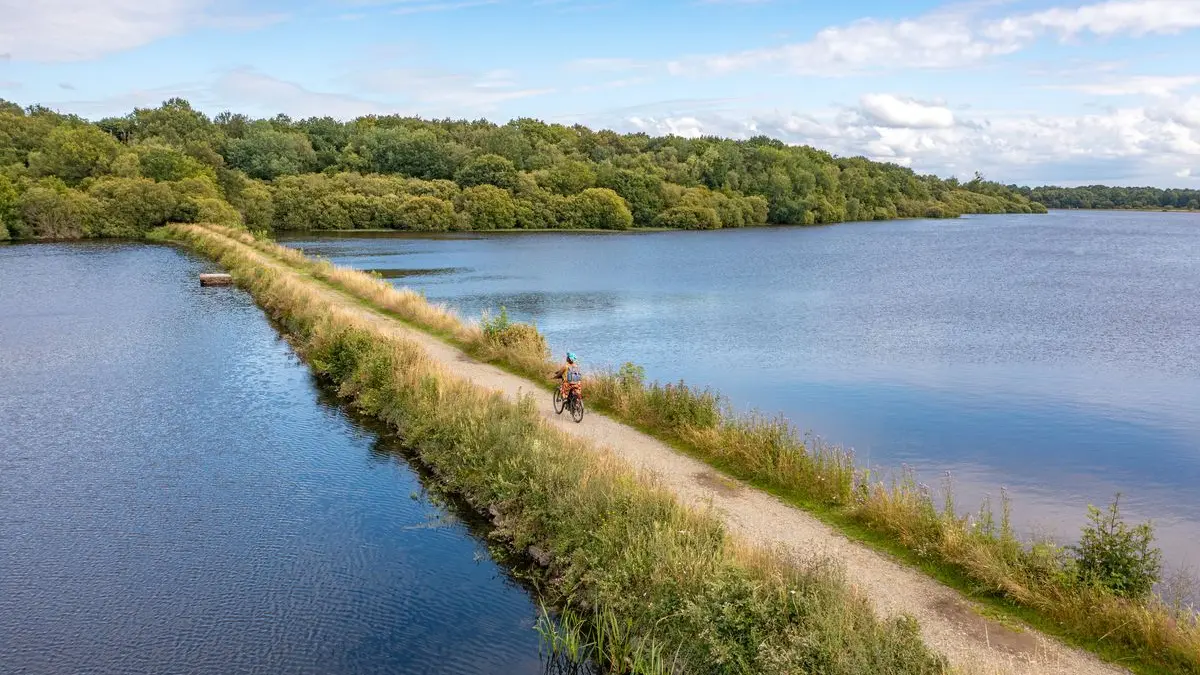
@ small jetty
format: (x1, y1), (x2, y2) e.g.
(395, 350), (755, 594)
(199, 273), (233, 287)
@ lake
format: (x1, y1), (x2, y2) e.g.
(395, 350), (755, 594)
(0, 242), (548, 674)
(281, 210), (1200, 570)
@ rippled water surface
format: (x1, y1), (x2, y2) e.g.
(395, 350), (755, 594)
(283, 210), (1200, 567)
(0, 242), (545, 674)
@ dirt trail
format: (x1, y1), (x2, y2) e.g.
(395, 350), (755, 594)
(218, 232), (1126, 675)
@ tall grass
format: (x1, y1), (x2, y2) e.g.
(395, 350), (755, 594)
(166, 223), (948, 675)
(192, 223), (1200, 674)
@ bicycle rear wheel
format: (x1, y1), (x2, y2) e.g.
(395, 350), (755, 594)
(570, 396), (584, 423)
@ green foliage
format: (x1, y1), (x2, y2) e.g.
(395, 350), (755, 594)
(27, 125), (122, 185)
(655, 205), (722, 229)
(617, 361), (646, 391)
(597, 165), (666, 226)
(350, 126), (462, 179)
(1070, 495), (1163, 600)
(87, 177), (178, 237)
(455, 184), (516, 230)
(454, 153), (520, 190)
(18, 180), (101, 239)
(226, 128), (317, 180)
(481, 306), (551, 360)
(566, 187), (633, 230)
(535, 159), (596, 195)
(236, 180), (275, 231)
(1020, 184), (1200, 211)
(0, 96), (1050, 239)
(0, 172), (18, 237)
(135, 143), (213, 182)
(396, 195), (456, 231)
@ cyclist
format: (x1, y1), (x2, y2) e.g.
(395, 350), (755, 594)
(554, 351), (582, 399)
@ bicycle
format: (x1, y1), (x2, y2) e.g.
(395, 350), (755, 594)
(553, 383), (585, 423)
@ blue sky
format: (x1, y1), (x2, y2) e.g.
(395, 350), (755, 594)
(2, 0), (1200, 186)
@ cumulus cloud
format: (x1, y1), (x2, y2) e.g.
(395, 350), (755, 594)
(668, 11), (1020, 76)
(667, 0), (1200, 77)
(986, 0), (1200, 40)
(859, 94), (956, 128)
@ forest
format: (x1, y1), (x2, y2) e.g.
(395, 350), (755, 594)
(1014, 185), (1200, 210)
(1, 97), (1045, 241)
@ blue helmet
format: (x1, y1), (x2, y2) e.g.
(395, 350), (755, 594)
(566, 351), (577, 363)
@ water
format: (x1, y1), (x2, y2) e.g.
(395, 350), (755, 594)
(281, 210), (1200, 569)
(0, 242), (546, 674)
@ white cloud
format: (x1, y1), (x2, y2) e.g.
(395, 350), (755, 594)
(1051, 75), (1200, 97)
(1177, 168), (1194, 178)
(667, 0), (1200, 77)
(213, 68), (390, 119)
(987, 0), (1200, 40)
(0, 0), (285, 62)
(354, 67), (554, 111)
(860, 94), (956, 128)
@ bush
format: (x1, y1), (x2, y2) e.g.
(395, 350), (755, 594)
(454, 153), (520, 191)
(480, 306), (550, 364)
(1070, 494), (1163, 600)
(396, 195), (455, 231)
(455, 184), (517, 230)
(566, 187), (633, 230)
(655, 205), (721, 229)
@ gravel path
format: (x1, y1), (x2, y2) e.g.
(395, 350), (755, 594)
(214, 230), (1127, 675)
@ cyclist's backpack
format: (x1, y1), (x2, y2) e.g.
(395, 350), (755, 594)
(566, 365), (582, 383)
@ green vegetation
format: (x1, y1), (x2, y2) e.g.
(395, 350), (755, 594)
(165, 223), (947, 675)
(210, 223), (1199, 674)
(1, 97), (1044, 240)
(1014, 185), (1200, 211)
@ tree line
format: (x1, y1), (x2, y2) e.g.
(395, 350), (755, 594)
(1, 97), (1046, 241)
(1012, 185), (1200, 211)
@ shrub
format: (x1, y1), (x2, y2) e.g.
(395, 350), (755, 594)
(455, 184), (517, 230)
(1070, 494), (1163, 600)
(396, 195), (455, 231)
(655, 205), (721, 229)
(566, 187), (633, 230)
(480, 306), (550, 365)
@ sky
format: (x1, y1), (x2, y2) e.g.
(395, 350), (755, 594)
(2, 0), (1200, 187)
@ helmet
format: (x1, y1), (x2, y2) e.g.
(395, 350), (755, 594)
(566, 351), (577, 363)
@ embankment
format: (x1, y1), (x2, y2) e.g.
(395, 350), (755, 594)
(197, 223), (1199, 675)
(162, 223), (949, 675)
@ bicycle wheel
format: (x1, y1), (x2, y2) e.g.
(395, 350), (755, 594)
(553, 387), (565, 414)
(570, 396), (584, 423)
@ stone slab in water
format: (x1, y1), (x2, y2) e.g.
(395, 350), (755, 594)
(199, 273), (232, 286)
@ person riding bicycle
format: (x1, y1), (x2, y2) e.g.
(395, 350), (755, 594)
(554, 352), (583, 399)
